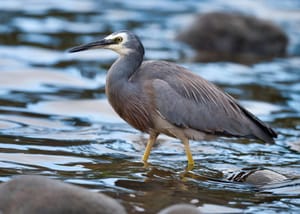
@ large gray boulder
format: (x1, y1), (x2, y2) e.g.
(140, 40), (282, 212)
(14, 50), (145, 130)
(177, 12), (288, 64)
(0, 175), (126, 214)
(158, 204), (202, 214)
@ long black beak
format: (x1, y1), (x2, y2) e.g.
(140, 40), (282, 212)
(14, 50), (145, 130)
(68, 39), (114, 53)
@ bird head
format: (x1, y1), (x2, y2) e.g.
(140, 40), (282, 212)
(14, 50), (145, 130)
(69, 30), (144, 56)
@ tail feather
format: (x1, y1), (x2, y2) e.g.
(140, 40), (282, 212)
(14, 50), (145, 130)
(237, 103), (277, 143)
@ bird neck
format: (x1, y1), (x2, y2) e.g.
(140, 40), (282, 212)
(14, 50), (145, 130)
(106, 51), (143, 86)
(105, 51), (143, 120)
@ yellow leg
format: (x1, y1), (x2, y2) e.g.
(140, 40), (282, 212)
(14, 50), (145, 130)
(142, 133), (158, 164)
(183, 138), (194, 170)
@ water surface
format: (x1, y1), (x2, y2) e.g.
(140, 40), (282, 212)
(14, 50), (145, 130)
(0, 0), (300, 213)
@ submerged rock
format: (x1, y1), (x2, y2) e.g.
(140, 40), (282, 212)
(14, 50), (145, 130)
(158, 204), (202, 214)
(0, 175), (126, 214)
(287, 139), (300, 153)
(227, 168), (288, 185)
(177, 12), (288, 64)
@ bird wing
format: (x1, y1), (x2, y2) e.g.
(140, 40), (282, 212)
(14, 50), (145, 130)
(139, 61), (276, 142)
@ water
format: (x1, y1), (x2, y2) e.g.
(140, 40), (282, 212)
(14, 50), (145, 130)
(0, 0), (300, 213)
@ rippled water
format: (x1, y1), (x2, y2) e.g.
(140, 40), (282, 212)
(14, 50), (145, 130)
(0, 0), (300, 213)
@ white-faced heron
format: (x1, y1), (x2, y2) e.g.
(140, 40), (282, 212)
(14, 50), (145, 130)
(69, 30), (277, 169)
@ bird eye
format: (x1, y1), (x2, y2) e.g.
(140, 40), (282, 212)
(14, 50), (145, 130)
(114, 37), (123, 43)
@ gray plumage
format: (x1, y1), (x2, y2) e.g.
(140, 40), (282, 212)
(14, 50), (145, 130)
(134, 60), (276, 143)
(69, 30), (277, 167)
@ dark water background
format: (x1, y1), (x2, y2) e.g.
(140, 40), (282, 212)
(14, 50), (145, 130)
(0, 0), (300, 213)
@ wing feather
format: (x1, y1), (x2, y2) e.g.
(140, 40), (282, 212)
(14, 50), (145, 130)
(136, 61), (276, 143)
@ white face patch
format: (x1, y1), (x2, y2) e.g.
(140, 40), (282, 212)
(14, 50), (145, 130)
(104, 32), (132, 55)
(105, 32), (129, 42)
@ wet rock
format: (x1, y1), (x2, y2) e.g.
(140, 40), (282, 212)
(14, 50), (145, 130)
(287, 140), (300, 152)
(261, 178), (300, 195)
(228, 168), (288, 185)
(158, 204), (202, 214)
(177, 12), (288, 64)
(0, 175), (126, 214)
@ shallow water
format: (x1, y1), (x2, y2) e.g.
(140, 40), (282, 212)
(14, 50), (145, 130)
(0, 0), (300, 213)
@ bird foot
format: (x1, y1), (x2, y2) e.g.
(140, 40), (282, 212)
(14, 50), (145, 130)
(142, 160), (150, 168)
(186, 162), (195, 171)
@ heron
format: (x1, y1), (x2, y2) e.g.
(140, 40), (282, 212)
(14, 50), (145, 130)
(69, 30), (277, 169)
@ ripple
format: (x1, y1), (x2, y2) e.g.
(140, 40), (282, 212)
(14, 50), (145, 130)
(0, 0), (97, 13)
(28, 99), (123, 123)
(0, 153), (92, 171)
